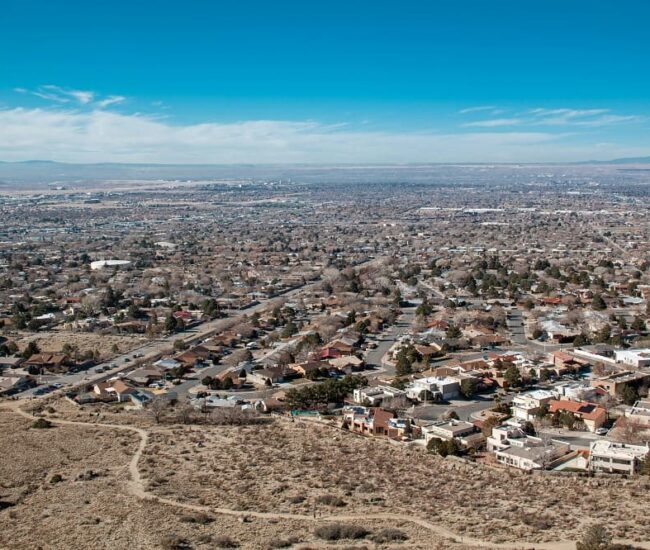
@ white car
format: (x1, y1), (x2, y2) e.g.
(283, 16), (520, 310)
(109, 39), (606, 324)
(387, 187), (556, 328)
(595, 428), (609, 436)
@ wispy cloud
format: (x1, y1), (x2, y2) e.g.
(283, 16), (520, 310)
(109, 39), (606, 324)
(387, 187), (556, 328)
(461, 107), (644, 129)
(0, 106), (588, 163)
(96, 95), (126, 108)
(14, 85), (123, 109)
(1, 93), (648, 163)
(462, 118), (524, 128)
(458, 105), (498, 114)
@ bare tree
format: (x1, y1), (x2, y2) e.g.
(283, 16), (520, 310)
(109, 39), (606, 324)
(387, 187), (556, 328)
(176, 403), (195, 425)
(148, 398), (168, 424)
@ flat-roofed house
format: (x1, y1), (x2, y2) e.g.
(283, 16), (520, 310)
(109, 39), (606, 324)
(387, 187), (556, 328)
(589, 440), (649, 475)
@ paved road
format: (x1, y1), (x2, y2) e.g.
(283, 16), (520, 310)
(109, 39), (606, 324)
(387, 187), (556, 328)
(364, 307), (416, 377)
(505, 309), (527, 345)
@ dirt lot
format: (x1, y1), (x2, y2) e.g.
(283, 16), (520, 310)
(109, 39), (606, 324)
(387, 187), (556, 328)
(142, 419), (650, 546)
(13, 331), (147, 360)
(0, 406), (459, 549)
(2, 401), (649, 549)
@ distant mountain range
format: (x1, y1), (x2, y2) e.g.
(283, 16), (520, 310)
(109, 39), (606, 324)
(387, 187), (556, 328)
(1, 157), (649, 187)
(576, 156), (650, 165)
(2, 156), (650, 167)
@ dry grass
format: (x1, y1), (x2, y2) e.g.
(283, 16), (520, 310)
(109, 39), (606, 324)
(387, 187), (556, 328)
(142, 419), (650, 545)
(3, 401), (648, 548)
(14, 331), (146, 361)
(0, 408), (456, 549)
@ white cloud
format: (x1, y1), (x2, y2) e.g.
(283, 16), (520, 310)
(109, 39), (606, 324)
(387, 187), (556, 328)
(68, 90), (95, 104)
(13, 85), (123, 108)
(40, 85), (94, 104)
(462, 118), (524, 128)
(458, 105), (497, 114)
(463, 107), (644, 129)
(1, 106), (647, 164)
(96, 95), (126, 108)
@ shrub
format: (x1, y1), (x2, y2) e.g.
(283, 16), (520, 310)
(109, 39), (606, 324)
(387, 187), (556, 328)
(214, 536), (239, 548)
(314, 523), (370, 541)
(160, 536), (192, 550)
(316, 494), (346, 507)
(49, 474), (63, 484)
(31, 418), (52, 429)
(266, 537), (300, 549)
(576, 525), (615, 550)
(371, 528), (408, 543)
(179, 512), (214, 524)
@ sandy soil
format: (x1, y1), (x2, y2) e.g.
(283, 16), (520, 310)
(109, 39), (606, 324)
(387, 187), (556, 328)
(142, 419), (650, 546)
(14, 331), (147, 361)
(0, 405), (460, 549)
(2, 401), (649, 550)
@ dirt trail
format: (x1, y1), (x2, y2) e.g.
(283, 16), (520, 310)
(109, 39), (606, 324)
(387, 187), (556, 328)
(3, 401), (648, 550)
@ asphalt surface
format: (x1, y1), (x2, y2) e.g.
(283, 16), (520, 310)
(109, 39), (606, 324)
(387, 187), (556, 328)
(505, 308), (528, 345)
(364, 307), (416, 376)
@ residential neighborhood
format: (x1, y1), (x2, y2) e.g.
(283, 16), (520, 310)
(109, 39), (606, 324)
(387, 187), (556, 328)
(2, 164), (650, 549)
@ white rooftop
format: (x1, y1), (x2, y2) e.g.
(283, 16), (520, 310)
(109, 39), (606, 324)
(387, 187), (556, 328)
(590, 440), (649, 460)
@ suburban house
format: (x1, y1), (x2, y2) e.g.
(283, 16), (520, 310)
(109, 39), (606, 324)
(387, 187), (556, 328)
(487, 422), (570, 470)
(353, 385), (406, 406)
(126, 366), (165, 386)
(0, 356), (24, 370)
(24, 353), (69, 372)
(343, 406), (395, 436)
(615, 348), (650, 369)
(551, 351), (585, 373)
(625, 400), (650, 427)
(405, 376), (460, 402)
(548, 399), (607, 432)
(414, 343), (443, 360)
(422, 419), (485, 449)
(93, 379), (138, 402)
(291, 361), (329, 377)
(318, 347), (342, 360)
(0, 375), (30, 395)
(175, 344), (220, 367)
(554, 382), (600, 402)
(328, 355), (364, 373)
(589, 440), (650, 475)
(248, 366), (293, 386)
(343, 407), (416, 439)
(153, 358), (182, 370)
(326, 338), (357, 355)
(511, 389), (556, 421)
(590, 371), (650, 397)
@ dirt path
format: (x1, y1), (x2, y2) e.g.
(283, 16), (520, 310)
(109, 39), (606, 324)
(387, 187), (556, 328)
(3, 401), (648, 550)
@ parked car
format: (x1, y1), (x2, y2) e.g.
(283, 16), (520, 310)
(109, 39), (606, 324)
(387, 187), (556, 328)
(595, 427), (609, 436)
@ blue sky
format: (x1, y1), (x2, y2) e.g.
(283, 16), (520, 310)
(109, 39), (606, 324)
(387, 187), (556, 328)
(1, 0), (649, 163)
